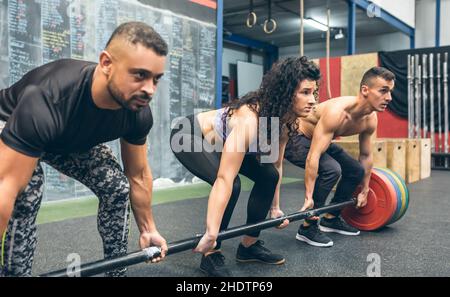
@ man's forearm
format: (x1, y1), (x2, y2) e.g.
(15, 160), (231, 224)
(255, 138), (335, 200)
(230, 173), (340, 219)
(128, 175), (157, 233)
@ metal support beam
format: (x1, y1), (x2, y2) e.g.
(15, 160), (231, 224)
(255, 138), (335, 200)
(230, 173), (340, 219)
(348, 0), (356, 55)
(224, 34), (278, 55)
(348, 0), (415, 49)
(351, 0), (414, 36)
(223, 0), (293, 17)
(410, 35), (415, 49)
(215, 0), (223, 109)
(224, 33), (279, 72)
(436, 0), (441, 47)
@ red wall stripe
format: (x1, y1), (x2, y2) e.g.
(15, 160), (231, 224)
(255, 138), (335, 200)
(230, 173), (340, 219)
(318, 57), (341, 102)
(376, 108), (408, 138)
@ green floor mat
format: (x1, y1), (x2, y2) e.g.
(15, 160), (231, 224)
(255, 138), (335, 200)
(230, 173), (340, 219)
(36, 176), (301, 225)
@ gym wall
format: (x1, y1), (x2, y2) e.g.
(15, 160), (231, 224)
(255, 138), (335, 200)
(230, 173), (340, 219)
(415, 0), (450, 48)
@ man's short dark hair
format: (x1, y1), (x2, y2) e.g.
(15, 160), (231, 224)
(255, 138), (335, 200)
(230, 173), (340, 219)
(105, 21), (168, 56)
(360, 67), (395, 90)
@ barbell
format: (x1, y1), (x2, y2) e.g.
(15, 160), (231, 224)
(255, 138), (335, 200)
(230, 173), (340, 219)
(40, 167), (409, 277)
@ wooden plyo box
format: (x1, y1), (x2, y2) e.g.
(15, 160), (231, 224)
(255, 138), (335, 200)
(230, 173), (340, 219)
(332, 139), (387, 168)
(332, 138), (427, 184)
(403, 139), (420, 183)
(379, 138), (406, 180)
(419, 138), (431, 179)
(391, 138), (427, 183)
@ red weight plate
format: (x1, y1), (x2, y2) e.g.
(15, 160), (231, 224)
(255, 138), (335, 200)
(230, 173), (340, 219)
(341, 170), (398, 231)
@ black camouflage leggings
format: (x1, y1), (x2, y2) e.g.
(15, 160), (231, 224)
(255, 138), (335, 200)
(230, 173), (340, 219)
(0, 136), (131, 277)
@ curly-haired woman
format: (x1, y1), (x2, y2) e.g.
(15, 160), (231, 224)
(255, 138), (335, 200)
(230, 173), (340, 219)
(169, 56), (320, 276)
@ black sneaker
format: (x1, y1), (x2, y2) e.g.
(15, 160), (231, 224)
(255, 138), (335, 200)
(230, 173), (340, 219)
(236, 240), (285, 265)
(199, 251), (232, 277)
(319, 216), (361, 236)
(296, 221), (334, 247)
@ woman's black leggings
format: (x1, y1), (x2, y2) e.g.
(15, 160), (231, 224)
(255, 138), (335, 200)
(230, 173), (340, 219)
(170, 114), (279, 249)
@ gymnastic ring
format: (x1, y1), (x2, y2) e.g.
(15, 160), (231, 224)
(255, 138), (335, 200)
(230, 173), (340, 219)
(246, 12), (257, 28)
(263, 18), (277, 34)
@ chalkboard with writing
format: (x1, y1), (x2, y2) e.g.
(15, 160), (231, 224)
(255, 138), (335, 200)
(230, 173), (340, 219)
(0, 0), (217, 201)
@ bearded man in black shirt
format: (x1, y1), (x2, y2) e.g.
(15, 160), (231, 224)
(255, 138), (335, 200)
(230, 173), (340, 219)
(0, 21), (168, 276)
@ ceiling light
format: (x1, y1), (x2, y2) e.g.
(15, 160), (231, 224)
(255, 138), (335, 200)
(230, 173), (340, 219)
(304, 18), (328, 32)
(335, 29), (345, 39)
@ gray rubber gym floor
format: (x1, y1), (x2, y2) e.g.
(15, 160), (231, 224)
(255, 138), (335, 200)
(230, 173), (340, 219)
(33, 162), (450, 277)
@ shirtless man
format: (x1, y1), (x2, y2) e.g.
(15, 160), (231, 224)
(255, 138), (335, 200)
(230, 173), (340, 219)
(274, 66), (395, 247)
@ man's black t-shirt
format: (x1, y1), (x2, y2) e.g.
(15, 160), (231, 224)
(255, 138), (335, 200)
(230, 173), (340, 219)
(0, 59), (153, 157)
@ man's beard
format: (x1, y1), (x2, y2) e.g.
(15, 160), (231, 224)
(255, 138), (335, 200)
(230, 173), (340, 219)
(107, 80), (152, 112)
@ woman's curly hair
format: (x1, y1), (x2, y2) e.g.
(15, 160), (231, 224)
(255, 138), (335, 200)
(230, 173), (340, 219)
(225, 56), (321, 140)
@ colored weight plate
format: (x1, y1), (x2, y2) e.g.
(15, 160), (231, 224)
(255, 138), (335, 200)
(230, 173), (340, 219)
(376, 168), (407, 223)
(382, 168), (409, 223)
(374, 168), (403, 224)
(381, 168), (409, 222)
(341, 169), (398, 231)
